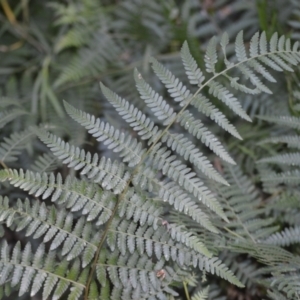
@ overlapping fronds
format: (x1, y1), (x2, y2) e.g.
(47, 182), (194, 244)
(0, 240), (87, 299)
(1, 29), (300, 299)
(214, 165), (278, 242)
(37, 131), (131, 194)
(64, 101), (145, 167)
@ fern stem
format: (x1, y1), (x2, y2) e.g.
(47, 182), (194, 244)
(0, 160), (8, 170)
(84, 48), (296, 297)
(183, 281), (191, 300)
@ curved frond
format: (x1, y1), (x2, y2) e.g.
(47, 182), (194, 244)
(37, 131), (131, 194)
(64, 101), (145, 167)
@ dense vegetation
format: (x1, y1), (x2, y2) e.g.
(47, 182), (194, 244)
(1, 0), (300, 299)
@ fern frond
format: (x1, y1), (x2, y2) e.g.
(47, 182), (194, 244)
(191, 93), (242, 139)
(0, 196), (98, 266)
(96, 249), (176, 297)
(192, 286), (209, 300)
(100, 83), (162, 144)
(0, 108), (28, 129)
(0, 169), (115, 225)
(133, 168), (218, 233)
(177, 111), (235, 164)
(160, 133), (227, 184)
(265, 226), (300, 246)
(0, 241), (86, 299)
(64, 101), (145, 167)
(134, 70), (233, 165)
(107, 218), (243, 287)
(215, 165), (278, 242)
(207, 81), (251, 121)
(0, 128), (34, 163)
(258, 135), (300, 149)
(150, 57), (194, 106)
(267, 271), (300, 299)
(134, 69), (177, 124)
(37, 131), (131, 194)
(205, 37), (218, 74)
(260, 169), (300, 186)
(148, 143), (228, 220)
(258, 153), (300, 166)
(257, 115), (300, 129)
(181, 41), (205, 86)
(30, 153), (58, 173)
(54, 33), (121, 87)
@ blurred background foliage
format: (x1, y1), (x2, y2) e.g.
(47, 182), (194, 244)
(1, 0), (300, 299)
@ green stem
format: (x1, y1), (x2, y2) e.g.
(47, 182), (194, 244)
(183, 281), (191, 300)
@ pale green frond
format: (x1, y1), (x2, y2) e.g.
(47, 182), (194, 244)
(0, 128), (34, 163)
(132, 169), (218, 233)
(0, 196), (98, 265)
(208, 81), (251, 121)
(108, 218), (243, 287)
(31, 153), (59, 173)
(221, 253), (260, 290)
(228, 76), (261, 95)
(0, 169), (115, 226)
(265, 226), (300, 246)
(97, 250), (170, 296)
(205, 36), (217, 74)
(258, 153), (300, 166)
(181, 41), (205, 86)
(260, 169), (300, 186)
(0, 241), (86, 299)
(199, 257), (244, 288)
(267, 272), (300, 299)
(257, 115), (300, 129)
(160, 133), (228, 184)
(178, 111), (235, 164)
(191, 94), (242, 139)
(168, 224), (212, 258)
(148, 144), (228, 221)
(215, 165), (278, 242)
(259, 31), (268, 54)
(100, 83), (162, 144)
(150, 58), (192, 106)
(192, 286), (209, 300)
(64, 101), (145, 167)
(249, 32), (259, 57)
(37, 131), (131, 194)
(134, 70), (177, 125)
(236, 64), (272, 94)
(258, 135), (300, 149)
(235, 31), (247, 62)
(117, 188), (163, 230)
(247, 59), (276, 83)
